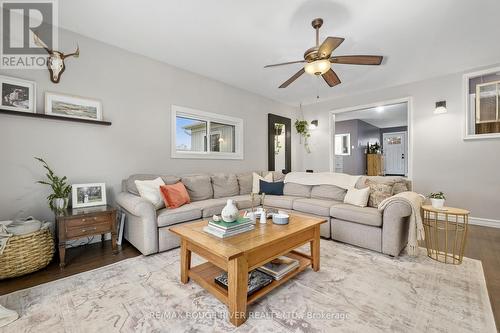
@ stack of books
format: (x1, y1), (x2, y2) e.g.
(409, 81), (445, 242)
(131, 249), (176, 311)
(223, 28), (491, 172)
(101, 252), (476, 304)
(257, 256), (300, 280)
(214, 270), (273, 296)
(203, 217), (254, 238)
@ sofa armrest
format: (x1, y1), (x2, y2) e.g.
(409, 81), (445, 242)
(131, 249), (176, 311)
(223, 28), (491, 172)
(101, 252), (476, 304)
(116, 191), (155, 218)
(381, 201), (412, 256)
(116, 192), (158, 255)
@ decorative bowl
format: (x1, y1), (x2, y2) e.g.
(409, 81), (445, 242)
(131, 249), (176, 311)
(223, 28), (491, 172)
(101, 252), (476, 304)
(272, 213), (289, 225)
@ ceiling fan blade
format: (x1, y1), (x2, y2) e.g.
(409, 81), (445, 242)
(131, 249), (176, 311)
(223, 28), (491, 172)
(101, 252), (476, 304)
(279, 68), (305, 88)
(322, 69), (341, 87)
(264, 60), (306, 68)
(318, 37), (345, 58)
(330, 55), (383, 65)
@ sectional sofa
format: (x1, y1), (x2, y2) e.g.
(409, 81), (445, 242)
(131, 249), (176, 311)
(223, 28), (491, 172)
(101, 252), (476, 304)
(116, 171), (412, 257)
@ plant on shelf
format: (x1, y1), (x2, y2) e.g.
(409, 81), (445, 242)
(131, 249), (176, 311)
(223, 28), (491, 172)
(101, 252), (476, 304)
(367, 142), (381, 154)
(294, 119), (311, 153)
(35, 157), (71, 212)
(428, 191), (446, 209)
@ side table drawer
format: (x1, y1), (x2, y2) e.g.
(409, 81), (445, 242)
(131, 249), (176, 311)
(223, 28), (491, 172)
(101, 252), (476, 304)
(66, 222), (111, 238)
(65, 214), (111, 228)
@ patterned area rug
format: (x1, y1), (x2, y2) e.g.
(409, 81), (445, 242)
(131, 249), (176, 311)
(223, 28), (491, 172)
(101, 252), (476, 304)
(0, 240), (496, 333)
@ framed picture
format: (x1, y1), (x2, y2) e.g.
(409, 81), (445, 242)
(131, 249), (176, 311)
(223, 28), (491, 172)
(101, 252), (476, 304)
(72, 183), (107, 208)
(0, 75), (36, 113)
(45, 92), (102, 121)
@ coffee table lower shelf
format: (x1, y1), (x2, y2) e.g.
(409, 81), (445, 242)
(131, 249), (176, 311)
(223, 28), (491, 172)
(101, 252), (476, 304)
(188, 251), (311, 306)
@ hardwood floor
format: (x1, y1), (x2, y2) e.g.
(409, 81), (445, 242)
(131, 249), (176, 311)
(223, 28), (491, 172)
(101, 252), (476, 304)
(0, 239), (141, 296)
(0, 226), (498, 328)
(462, 225), (500, 330)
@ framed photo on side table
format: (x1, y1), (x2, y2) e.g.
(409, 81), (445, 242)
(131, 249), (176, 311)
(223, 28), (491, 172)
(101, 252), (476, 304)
(0, 75), (36, 113)
(72, 183), (107, 208)
(45, 92), (102, 121)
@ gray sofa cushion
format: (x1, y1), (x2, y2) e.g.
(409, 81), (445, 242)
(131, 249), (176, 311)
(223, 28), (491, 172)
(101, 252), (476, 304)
(126, 174), (180, 195)
(194, 195), (258, 217)
(212, 173), (239, 198)
(293, 198), (341, 216)
(263, 195), (298, 209)
(157, 204), (202, 227)
(283, 183), (312, 197)
(311, 185), (347, 201)
(181, 174), (213, 201)
(237, 172), (253, 195)
(272, 171), (285, 182)
(330, 203), (382, 227)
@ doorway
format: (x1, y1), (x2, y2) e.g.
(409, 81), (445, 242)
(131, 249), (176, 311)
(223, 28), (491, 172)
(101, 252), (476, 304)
(329, 97), (411, 177)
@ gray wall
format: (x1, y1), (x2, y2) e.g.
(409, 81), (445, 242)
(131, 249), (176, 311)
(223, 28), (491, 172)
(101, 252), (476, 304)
(302, 65), (500, 221)
(0, 28), (299, 221)
(335, 119), (380, 175)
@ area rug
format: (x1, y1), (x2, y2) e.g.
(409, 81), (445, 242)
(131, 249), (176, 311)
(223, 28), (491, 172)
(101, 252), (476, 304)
(0, 240), (496, 333)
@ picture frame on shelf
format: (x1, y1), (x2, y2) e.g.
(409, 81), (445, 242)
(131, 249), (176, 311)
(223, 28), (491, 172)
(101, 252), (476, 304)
(71, 183), (107, 208)
(45, 92), (102, 121)
(0, 75), (36, 113)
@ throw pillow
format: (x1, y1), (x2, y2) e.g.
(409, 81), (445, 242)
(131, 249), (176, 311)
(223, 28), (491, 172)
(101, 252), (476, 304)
(135, 177), (165, 209)
(393, 181), (409, 194)
(160, 182), (191, 208)
(252, 172), (272, 194)
(365, 179), (394, 208)
(259, 180), (284, 195)
(343, 187), (370, 207)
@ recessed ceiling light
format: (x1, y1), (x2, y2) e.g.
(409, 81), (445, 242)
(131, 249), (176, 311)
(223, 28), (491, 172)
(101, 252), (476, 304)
(376, 106), (384, 112)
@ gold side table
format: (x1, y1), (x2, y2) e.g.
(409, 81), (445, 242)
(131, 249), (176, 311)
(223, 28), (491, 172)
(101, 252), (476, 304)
(422, 205), (470, 264)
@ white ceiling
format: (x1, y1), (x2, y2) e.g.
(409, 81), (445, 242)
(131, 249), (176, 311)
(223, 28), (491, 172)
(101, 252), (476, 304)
(59, 0), (500, 106)
(334, 102), (407, 128)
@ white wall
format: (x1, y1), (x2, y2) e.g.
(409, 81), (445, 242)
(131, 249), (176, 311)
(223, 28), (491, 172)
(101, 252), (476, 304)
(0, 29), (300, 221)
(302, 66), (500, 221)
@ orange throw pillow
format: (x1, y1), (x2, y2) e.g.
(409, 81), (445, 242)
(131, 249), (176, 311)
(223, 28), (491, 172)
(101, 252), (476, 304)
(160, 182), (191, 208)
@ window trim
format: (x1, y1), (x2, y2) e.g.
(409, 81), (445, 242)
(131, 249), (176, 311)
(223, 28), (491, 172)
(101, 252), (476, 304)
(171, 105), (244, 159)
(334, 133), (351, 156)
(463, 66), (500, 140)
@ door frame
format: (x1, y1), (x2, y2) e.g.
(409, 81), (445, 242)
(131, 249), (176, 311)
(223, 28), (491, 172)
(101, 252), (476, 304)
(382, 131), (408, 176)
(328, 96), (413, 179)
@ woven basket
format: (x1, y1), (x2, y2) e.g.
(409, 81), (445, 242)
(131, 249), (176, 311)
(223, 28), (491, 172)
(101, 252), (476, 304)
(0, 228), (55, 279)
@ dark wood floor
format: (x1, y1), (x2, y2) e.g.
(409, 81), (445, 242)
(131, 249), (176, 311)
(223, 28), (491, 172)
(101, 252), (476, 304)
(0, 225), (498, 328)
(0, 239), (141, 295)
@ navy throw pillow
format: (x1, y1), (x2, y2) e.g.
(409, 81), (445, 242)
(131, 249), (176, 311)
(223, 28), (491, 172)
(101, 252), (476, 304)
(259, 180), (284, 196)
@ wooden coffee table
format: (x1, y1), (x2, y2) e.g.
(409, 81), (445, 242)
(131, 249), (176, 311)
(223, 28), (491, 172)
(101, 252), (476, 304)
(169, 214), (326, 326)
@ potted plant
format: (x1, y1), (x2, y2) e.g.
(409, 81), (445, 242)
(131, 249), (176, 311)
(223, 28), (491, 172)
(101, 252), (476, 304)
(429, 191), (446, 209)
(294, 119), (311, 153)
(367, 142), (381, 154)
(35, 157), (71, 212)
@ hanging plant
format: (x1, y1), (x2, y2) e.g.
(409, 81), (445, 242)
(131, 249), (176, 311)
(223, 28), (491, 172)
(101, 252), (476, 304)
(294, 120), (311, 153)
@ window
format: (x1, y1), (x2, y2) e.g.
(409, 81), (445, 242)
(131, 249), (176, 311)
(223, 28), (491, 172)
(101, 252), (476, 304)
(335, 133), (351, 155)
(464, 66), (500, 139)
(171, 105), (243, 159)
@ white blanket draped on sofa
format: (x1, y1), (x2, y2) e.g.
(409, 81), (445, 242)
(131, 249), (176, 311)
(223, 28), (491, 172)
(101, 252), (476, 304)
(284, 172), (361, 190)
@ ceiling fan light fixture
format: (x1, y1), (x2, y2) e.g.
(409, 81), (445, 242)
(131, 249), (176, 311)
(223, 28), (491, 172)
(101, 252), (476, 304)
(304, 59), (331, 76)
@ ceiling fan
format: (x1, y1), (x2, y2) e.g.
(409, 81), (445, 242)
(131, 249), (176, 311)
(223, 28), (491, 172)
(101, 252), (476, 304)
(264, 18), (383, 88)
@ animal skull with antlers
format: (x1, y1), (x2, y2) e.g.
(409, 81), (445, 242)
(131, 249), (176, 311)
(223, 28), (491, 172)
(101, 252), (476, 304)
(32, 31), (80, 83)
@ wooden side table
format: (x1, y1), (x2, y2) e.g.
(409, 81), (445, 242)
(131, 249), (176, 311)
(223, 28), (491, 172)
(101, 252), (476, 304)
(422, 205), (470, 264)
(56, 205), (118, 267)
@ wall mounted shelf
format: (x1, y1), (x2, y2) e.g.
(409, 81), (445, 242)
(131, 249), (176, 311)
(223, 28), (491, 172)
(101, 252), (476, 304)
(0, 109), (112, 126)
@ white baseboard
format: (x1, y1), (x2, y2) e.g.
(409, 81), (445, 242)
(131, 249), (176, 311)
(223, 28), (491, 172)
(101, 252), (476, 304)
(469, 216), (500, 228)
(425, 213), (500, 229)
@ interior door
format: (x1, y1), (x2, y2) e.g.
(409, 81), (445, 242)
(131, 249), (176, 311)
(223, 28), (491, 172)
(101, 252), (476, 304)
(383, 131), (407, 175)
